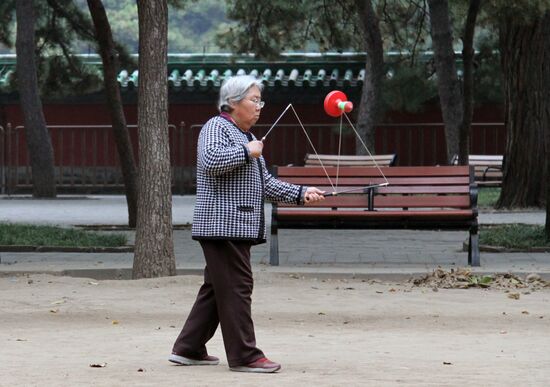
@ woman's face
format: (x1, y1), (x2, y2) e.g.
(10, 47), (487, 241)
(230, 85), (262, 132)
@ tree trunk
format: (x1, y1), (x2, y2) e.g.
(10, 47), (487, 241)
(497, 12), (550, 209)
(545, 14), (550, 238)
(459, 0), (481, 166)
(354, 0), (384, 155)
(87, 0), (138, 228)
(427, 0), (463, 164)
(132, 0), (175, 279)
(15, 0), (56, 197)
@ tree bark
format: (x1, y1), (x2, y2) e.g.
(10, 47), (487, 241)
(15, 0), (56, 197)
(497, 12), (549, 209)
(459, 0), (481, 166)
(354, 0), (384, 155)
(87, 0), (138, 228)
(427, 0), (463, 164)
(544, 13), (550, 238)
(132, 0), (176, 278)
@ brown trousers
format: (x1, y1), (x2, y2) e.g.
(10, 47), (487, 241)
(172, 240), (264, 367)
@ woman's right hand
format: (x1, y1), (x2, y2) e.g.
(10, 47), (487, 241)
(246, 140), (263, 158)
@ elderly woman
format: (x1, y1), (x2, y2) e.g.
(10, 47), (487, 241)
(169, 75), (324, 373)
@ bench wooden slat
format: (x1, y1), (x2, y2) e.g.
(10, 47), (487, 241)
(280, 176), (471, 186)
(278, 195), (471, 208)
(303, 186), (471, 194)
(304, 153), (397, 167)
(277, 166), (471, 178)
(276, 209), (474, 219)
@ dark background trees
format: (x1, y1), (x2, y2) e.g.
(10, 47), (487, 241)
(87, 0), (139, 227)
(15, 0), (56, 197)
(496, 7), (550, 209)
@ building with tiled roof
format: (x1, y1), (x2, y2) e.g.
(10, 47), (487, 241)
(1, 52), (369, 99)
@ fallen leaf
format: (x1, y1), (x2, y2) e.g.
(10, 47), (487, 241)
(90, 363), (107, 368)
(15, 338), (27, 342)
(389, 288), (396, 292)
(318, 312), (326, 315)
(50, 309), (59, 314)
(112, 320), (119, 325)
(521, 311), (529, 315)
(508, 293), (520, 300)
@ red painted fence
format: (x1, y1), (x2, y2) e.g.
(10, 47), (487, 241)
(0, 121), (504, 194)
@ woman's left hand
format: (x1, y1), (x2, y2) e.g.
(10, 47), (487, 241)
(304, 187), (325, 204)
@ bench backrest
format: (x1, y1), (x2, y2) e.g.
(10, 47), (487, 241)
(275, 166), (475, 211)
(304, 153), (397, 167)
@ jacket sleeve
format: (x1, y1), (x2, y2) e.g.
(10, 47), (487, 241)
(261, 157), (304, 204)
(198, 119), (249, 176)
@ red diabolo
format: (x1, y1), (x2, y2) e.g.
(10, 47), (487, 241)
(324, 90), (353, 117)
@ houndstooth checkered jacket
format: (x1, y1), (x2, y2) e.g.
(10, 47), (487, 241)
(192, 115), (303, 243)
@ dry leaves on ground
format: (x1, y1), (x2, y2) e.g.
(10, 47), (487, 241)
(411, 268), (549, 290)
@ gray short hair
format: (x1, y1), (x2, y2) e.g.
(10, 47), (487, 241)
(218, 75), (264, 112)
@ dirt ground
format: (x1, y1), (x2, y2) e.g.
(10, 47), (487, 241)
(1, 271), (549, 387)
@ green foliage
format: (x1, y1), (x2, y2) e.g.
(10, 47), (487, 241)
(485, 0), (550, 22)
(75, 0), (229, 53)
(219, 0), (362, 58)
(382, 64), (437, 113)
(0, 0), (16, 51)
(480, 224), (550, 249)
(0, 223), (127, 247)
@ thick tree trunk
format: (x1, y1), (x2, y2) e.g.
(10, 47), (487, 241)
(545, 13), (550, 238)
(87, 0), (138, 228)
(459, 0), (481, 166)
(132, 0), (176, 278)
(497, 12), (549, 209)
(15, 0), (56, 197)
(427, 0), (463, 164)
(354, 0), (384, 155)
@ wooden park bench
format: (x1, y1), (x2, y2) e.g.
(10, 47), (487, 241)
(304, 153), (397, 167)
(452, 154), (503, 187)
(270, 165), (480, 266)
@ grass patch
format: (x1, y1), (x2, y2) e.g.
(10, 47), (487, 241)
(477, 187), (500, 208)
(481, 224), (550, 249)
(0, 223), (127, 247)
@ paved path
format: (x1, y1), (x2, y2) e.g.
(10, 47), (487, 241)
(1, 195), (549, 279)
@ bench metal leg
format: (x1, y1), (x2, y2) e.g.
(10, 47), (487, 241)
(468, 225), (480, 266)
(269, 216), (279, 266)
